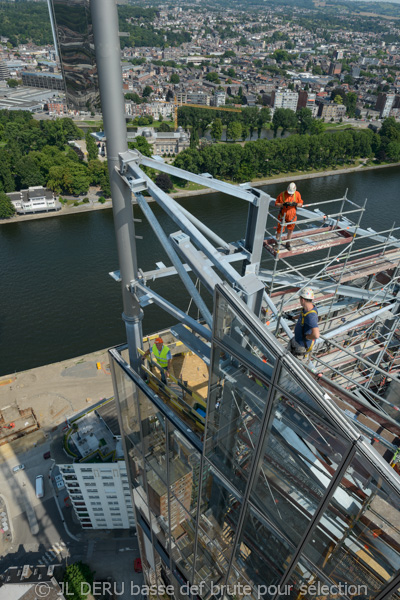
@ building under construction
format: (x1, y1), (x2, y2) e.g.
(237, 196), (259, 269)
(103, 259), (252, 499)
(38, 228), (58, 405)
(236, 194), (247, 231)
(50, 0), (400, 597)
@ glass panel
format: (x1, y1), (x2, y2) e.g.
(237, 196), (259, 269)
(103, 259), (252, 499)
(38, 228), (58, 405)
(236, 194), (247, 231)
(214, 293), (276, 372)
(231, 505), (294, 593)
(286, 557), (350, 600)
(139, 395), (167, 484)
(303, 450), (400, 596)
(206, 344), (270, 494)
(124, 436), (147, 506)
(168, 422), (201, 518)
(251, 389), (350, 546)
(110, 356), (141, 446)
(146, 463), (170, 548)
(277, 366), (345, 431)
(170, 508), (197, 584)
(196, 461), (241, 588)
(388, 588), (400, 600)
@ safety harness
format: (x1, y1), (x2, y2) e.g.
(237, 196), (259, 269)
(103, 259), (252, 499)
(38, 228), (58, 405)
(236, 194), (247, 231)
(301, 308), (318, 354)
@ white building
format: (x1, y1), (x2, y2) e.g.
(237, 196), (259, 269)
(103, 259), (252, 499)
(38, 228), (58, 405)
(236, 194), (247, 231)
(7, 187), (61, 215)
(58, 399), (135, 530)
(212, 91), (226, 107)
(273, 89), (299, 112)
(59, 461), (134, 530)
(382, 93), (395, 118)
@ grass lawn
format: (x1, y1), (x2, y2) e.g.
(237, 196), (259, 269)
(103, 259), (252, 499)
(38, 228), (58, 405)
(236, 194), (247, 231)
(171, 181), (207, 193)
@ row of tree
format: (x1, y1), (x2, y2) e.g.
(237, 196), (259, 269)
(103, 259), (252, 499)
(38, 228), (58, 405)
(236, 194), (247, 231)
(175, 124), (400, 183)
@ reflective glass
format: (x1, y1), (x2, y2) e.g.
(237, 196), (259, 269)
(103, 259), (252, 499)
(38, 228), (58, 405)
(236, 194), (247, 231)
(170, 509), (197, 584)
(110, 356), (141, 446)
(214, 294), (276, 373)
(196, 461), (241, 587)
(50, 0), (100, 111)
(139, 395), (167, 484)
(277, 366), (346, 432)
(231, 505), (294, 593)
(146, 462), (170, 548)
(206, 344), (270, 494)
(303, 450), (400, 596)
(168, 422), (201, 518)
(251, 389), (350, 546)
(287, 557), (348, 600)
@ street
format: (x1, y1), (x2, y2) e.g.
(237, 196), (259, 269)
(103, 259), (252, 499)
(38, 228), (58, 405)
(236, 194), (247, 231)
(0, 442), (142, 600)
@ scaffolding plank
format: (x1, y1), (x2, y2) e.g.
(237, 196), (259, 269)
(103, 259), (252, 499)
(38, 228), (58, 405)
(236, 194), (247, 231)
(263, 226), (353, 258)
(326, 248), (400, 283)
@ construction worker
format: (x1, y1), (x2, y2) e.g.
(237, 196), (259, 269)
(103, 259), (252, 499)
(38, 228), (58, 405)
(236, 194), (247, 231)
(144, 337), (172, 382)
(275, 182), (303, 251)
(288, 288), (319, 358)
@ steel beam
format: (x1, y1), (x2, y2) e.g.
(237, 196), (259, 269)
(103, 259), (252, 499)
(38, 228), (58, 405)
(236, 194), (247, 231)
(91, 0), (143, 371)
(124, 161), (242, 285)
(134, 282), (211, 341)
(170, 232), (223, 295)
(257, 270), (394, 302)
(134, 194), (212, 328)
(138, 155), (257, 204)
(322, 303), (397, 340)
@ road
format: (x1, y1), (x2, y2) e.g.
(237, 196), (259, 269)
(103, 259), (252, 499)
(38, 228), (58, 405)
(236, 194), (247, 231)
(0, 440), (142, 600)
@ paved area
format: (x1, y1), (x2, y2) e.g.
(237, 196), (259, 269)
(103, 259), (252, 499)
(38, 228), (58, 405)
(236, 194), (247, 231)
(0, 347), (114, 450)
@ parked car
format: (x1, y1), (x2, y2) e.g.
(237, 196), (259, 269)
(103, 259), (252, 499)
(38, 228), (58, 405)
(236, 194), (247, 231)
(13, 464), (25, 473)
(43, 451), (51, 460)
(134, 558), (142, 573)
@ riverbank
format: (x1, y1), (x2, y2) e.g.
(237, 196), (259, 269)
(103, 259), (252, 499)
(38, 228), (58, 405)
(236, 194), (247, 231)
(1, 160), (399, 225)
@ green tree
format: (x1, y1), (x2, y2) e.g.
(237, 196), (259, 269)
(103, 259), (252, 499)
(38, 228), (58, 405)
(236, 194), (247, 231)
(272, 108), (297, 137)
(155, 172), (173, 192)
(344, 92), (357, 118)
(226, 120), (242, 142)
(206, 72), (221, 84)
(128, 135), (153, 157)
(0, 191), (15, 219)
(158, 122), (171, 132)
(334, 94), (343, 104)
(210, 118), (223, 142)
(63, 562), (94, 600)
(7, 79), (21, 88)
(296, 108), (313, 135)
(170, 73), (180, 84)
(85, 132), (98, 161)
(142, 85), (153, 98)
(15, 156), (44, 189)
(190, 128), (199, 149)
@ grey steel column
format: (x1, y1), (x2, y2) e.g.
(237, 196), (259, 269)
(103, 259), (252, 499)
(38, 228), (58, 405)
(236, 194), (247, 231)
(91, 0), (143, 370)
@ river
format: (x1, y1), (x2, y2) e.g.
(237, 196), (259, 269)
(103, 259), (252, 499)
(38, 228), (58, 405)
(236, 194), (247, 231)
(1, 166), (399, 377)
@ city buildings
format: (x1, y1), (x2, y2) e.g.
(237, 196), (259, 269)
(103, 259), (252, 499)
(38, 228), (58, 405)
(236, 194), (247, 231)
(57, 400), (135, 530)
(21, 71), (64, 91)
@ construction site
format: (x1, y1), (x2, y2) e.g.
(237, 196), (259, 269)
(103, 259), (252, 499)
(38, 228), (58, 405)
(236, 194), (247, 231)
(48, 0), (400, 596)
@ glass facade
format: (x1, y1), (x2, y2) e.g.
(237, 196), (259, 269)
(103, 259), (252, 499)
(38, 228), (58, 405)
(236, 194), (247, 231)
(110, 283), (400, 600)
(49, 0), (99, 111)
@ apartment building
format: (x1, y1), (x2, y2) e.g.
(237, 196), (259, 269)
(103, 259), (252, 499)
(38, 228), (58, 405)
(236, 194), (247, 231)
(58, 400), (135, 530)
(271, 89), (299, 112)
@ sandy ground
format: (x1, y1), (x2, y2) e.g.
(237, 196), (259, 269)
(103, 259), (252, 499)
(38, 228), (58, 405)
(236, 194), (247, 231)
(0, 348), (114, 461)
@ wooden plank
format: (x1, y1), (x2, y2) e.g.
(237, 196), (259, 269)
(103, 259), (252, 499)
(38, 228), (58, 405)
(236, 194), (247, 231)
(263, 226), (352, 258)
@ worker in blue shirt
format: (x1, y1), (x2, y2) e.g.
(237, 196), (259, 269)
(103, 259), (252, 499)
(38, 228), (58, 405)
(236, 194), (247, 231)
(289, 288), (319, 358)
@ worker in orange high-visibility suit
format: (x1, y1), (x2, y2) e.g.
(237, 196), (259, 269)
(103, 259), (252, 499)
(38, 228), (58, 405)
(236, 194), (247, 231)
(275, 182), (303, 250)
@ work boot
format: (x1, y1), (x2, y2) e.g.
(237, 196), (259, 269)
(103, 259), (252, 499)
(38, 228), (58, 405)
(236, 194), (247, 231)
(286, 242), (292, 251)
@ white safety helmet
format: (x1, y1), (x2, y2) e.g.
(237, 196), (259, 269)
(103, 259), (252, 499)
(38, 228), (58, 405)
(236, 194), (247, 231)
(300, 287), (315, 300)
(287, 182), (296, 195)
